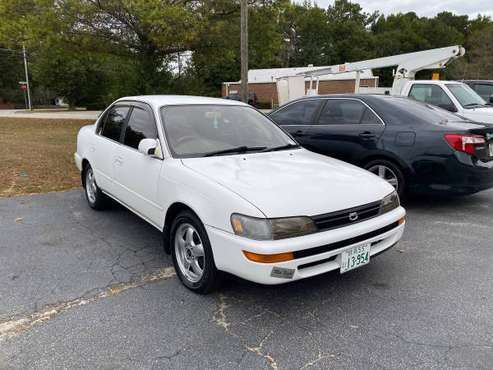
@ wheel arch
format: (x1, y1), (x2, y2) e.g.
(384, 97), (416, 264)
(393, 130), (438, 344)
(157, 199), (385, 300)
(358, 152), (412, 177)
(162, 202), (202, 254)
(81, 158), (90, 187)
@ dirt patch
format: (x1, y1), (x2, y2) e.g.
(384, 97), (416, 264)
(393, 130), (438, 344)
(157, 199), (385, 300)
(0, 118), (94, 197)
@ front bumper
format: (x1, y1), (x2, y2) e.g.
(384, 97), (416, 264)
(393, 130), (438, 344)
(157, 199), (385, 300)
(207, 206), (406, 285)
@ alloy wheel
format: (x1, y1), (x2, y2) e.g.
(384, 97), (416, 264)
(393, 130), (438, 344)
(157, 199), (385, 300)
(85, 168), (97, 204)
(174, 223), (205, 283)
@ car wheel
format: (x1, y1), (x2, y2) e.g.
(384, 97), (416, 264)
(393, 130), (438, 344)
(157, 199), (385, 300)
(171, 210), (221, 294)
(364, 159), (405, 197)
(83, 164), (108, 210)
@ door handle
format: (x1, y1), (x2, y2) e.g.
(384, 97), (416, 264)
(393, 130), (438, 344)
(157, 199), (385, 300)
(113, 156), (123, 166)
(359, 131), (376, 139)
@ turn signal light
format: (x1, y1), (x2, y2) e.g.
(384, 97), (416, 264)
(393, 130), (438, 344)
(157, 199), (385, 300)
(243, 250), (294, 263)
(398, 217), (406, 225)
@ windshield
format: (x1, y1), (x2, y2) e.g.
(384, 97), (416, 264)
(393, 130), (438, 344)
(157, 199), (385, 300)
(160, 105), (296, 158)
(447, 84), (486, 108)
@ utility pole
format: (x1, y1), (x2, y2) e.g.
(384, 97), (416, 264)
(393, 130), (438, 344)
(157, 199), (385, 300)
(22, 44), (32, 110)
(240, 0), (248, 103)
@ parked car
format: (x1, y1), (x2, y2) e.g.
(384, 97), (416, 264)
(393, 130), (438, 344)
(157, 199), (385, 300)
(463, 80), (493, 105)
(75, 95), (405, 293)
(400, 80), (493, 123)
(224, 91), (258, 107)
(269, 94), (493, 197)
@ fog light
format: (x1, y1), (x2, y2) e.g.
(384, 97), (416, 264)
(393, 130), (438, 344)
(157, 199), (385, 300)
(243, 250), (294, 263)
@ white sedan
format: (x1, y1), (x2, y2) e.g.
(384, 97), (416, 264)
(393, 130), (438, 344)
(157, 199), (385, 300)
(75, 95), (406, 293)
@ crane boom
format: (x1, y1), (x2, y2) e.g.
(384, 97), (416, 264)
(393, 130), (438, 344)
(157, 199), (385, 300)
(298, 45), (465, 95)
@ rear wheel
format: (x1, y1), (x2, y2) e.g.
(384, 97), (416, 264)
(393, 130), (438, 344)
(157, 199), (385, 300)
(83, 165), (108, 210)
(364, 159), (405, 197)
(171, 211), (221, 294)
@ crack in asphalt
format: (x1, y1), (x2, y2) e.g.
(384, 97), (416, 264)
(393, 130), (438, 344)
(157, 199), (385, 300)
(212, 293), (279, 370)
(0, 267), (176, 341)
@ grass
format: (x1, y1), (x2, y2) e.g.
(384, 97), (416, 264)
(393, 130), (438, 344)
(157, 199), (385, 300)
(0, 118), (94, 197)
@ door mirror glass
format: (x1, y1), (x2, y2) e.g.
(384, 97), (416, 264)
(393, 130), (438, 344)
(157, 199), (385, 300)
(138, 138), (162, 158)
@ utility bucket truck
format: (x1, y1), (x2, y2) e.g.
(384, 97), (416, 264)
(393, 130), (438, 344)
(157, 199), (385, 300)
(283, 46), (493, 124)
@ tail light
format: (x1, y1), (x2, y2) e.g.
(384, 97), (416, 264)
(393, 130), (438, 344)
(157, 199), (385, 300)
(444, 134), (485, 156)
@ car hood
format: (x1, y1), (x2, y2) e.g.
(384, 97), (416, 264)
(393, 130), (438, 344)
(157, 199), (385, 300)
(181, 149), (394, 218)
(462, 107), (493, 124)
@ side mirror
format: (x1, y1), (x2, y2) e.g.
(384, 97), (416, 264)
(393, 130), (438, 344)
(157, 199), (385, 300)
(138, 138), (163, 159)
(438, 103), (458, 113)
(489, 95), (493, 104)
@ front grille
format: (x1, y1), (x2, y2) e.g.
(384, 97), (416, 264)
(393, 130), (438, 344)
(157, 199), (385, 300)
(311, 201), (381, 231)
(293, 221), (399, 260)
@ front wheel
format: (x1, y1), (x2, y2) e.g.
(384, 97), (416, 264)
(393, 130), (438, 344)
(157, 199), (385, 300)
(364, 159), (405, 197)
(171, 211), (221, 294)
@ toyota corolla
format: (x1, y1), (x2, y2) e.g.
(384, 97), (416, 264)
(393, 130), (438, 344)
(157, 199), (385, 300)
(75, 96), (406, 293)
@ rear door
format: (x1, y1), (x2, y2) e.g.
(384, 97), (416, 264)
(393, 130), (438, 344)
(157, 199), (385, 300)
(308, 98), (384, 163)
(269, 99), (323, 146)
(93, 104), (130, 194)
(112, 102), (163, 227)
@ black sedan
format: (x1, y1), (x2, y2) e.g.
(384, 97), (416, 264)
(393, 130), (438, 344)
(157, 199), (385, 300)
(269, 94), (493, 196)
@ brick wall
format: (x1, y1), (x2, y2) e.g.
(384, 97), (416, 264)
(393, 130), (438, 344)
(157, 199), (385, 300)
(222, 78), (378, 107)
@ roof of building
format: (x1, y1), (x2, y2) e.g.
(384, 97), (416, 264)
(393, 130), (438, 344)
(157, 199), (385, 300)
(224, 66), (376, 84)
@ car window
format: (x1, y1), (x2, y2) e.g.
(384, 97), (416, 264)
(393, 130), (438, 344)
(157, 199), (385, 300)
(101, 106), (130, 142)
(447, 84), (486, 108)
(271, 100), (321, 125)
(360, 108), (381, 125)
(318, 100), (366, 125)
(123, 107), (158, 149)
(472, 84), (493, 101)
(408, 84), (454, 107)
(161, 105), (295, 158)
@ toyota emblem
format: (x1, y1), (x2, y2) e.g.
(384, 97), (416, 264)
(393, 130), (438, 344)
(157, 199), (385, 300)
(349, 212), (359, 221)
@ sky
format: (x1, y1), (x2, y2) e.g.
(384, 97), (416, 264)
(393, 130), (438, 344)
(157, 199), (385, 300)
(296, 0), (493, 18)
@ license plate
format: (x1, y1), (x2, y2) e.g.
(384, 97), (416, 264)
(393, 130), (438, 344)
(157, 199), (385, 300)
(340, 244), (370, 273)
(489, 143), (493, 157)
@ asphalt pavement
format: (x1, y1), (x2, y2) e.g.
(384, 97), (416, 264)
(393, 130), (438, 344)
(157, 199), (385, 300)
(0, 189), (492, 369)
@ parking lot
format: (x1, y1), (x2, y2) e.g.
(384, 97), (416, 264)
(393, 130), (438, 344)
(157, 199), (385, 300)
(0, 189), (491, 369)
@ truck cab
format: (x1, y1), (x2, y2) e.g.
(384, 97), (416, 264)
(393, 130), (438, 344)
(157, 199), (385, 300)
(400, 80), (493, 124)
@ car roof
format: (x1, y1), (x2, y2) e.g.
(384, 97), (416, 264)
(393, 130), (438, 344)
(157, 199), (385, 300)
(115, 95), (248, 108)
(463, 80), (493, 84)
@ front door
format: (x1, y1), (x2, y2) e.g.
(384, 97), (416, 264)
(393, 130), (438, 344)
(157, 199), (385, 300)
(269, 99), (323, 148)
(112, 103), (164, 227)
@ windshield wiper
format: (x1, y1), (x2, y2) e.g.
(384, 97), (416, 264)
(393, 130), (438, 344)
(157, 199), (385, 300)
(261, 143), (300, 152)
(203, 146), (267, 157)
(464, 103), (485, 108)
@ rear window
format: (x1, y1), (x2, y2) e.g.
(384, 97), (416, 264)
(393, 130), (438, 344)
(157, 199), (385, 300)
(376, 97), (466, 124)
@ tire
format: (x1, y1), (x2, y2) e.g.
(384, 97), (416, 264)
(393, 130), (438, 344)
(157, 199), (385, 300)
(170, 210), (221, 294)
(83, 164), (108, 210)
(364, 159), (406, 197)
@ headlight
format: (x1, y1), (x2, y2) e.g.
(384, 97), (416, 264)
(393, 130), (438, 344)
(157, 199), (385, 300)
(231, 214), (318, 240)
(379, 191), (400, 214)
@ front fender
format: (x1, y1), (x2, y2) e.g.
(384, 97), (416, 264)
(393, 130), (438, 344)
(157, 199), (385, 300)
(158, 159), (265, 233)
